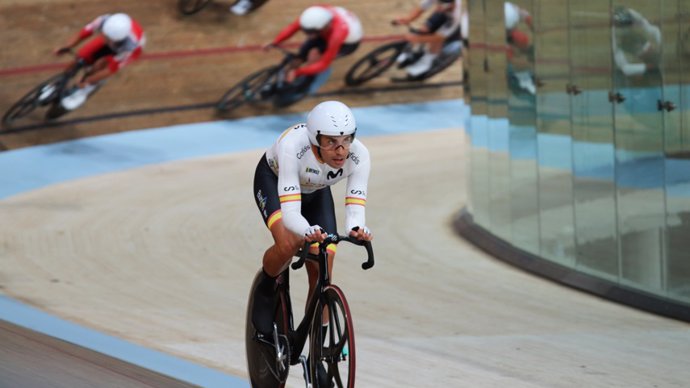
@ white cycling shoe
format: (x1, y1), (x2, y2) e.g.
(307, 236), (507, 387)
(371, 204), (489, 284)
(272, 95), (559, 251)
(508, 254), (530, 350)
(229, 0), (252, 15)
(61, 84), (96, 111)
(515, 71), (536, 95)
(405, 52), (438, 77)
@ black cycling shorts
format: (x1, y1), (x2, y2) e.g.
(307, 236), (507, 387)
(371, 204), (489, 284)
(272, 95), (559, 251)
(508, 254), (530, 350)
(425, 11), (451, 34)
(253, 153), (337, 235)
(298, 37), (360, 61)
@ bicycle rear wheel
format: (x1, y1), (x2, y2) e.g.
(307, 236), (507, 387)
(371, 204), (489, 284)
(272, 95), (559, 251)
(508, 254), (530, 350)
(344, 41), (407, 86)
(177, 0), (212, 15)
(2, 73), (63, 129)
(309, 285), (355, 388)
(216, 65), (279, 114)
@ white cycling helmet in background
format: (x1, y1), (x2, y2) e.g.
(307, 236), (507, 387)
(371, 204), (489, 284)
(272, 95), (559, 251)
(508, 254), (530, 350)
(306, 101), (357, 145)
(102, 13), (132, 42)
(299, 6), (333, 31)
(504, 2), (520, 30)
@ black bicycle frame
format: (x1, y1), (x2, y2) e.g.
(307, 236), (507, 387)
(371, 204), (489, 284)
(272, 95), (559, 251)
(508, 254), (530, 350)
(283, 234), (374, 363)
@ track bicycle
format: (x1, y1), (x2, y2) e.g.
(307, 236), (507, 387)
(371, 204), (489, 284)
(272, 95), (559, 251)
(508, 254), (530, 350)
(216, 46), (315, 114)
(178, 0), (212, 15)
(2, 55), (100, 129)
(245, 233), (375, 388)
(344, 25), (463, 86)
(177, 0), (270, 16)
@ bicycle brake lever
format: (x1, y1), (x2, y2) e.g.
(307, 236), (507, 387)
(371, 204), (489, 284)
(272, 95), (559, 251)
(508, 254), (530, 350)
(291, 246), (308, 270)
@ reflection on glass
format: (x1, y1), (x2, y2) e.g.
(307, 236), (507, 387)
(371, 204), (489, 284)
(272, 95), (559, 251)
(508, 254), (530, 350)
(463, 0), (690, 311)
(664, 0), (690, 303)
(505, 0), (539, 253)
(569, 1), (618, 280)
(505, 1), (536, 98)
(486, 0), (511, 241)
(611, 2), (666, 292)
(533, 0), (575, 265)
(467, 0), (491, 227)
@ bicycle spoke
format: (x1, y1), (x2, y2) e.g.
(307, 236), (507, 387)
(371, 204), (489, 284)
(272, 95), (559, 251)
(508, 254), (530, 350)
(346, 41), (406, 86)
(217, 66), (278, 113)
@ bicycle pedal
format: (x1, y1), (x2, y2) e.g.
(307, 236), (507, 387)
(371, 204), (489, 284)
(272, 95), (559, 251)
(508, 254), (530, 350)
(37, 85), (57, 105)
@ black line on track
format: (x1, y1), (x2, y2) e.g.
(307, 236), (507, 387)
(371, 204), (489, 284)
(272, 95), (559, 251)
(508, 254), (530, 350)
(1, 80), (463, 136)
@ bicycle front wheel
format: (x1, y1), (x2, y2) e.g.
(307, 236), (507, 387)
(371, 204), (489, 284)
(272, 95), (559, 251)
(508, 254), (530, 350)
(309, 285), (355, 388)
(344, 41), (407, 86)
(177, 0), (212, 15)
(216, 65), (279, 114)
(2, 73), (63, 129)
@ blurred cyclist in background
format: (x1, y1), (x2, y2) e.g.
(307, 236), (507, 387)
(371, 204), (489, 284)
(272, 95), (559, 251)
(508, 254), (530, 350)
(54, 12), (145, 110)
(392, 0), (463, 78)
(611, 6), (662, 77)
(504, 1), (535, 95)
(264, 5), (363, 106)
(504, 1), (533, 54)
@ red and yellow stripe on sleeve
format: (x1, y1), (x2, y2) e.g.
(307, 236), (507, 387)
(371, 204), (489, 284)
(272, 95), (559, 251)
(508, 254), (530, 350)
(279, 193), (301, 204)
(267, 210), (282, 230)
(345, 197), (366, 206)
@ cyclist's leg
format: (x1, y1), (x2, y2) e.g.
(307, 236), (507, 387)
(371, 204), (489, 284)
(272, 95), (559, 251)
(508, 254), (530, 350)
(252, 154), (302, 334)
(307, 67), (331, 94)
(62, 40), (113, 110)
(405, 12), (451, 76)
(305, 41), (357, 93)
(300, 187), (337, 315)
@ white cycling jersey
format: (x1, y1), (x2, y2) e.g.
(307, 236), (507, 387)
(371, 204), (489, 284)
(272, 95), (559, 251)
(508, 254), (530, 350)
(265, 123), (370, 236)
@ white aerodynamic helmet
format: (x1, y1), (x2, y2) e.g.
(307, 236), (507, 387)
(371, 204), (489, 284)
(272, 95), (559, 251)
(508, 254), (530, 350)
(306, 101), (357, 145)
(102, 13), (132, 42)
(504, 2), (520, 30)
(299, 6), (333, 31)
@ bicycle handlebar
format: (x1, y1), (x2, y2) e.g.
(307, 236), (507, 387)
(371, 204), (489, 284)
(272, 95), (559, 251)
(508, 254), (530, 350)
(267, 44), (297, 58)
(292, 234), (375, 271)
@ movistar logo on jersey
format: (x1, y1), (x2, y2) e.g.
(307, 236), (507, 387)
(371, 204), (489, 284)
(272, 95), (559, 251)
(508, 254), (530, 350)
(327, 169), (343, 180)
(306, 167), (320, 175)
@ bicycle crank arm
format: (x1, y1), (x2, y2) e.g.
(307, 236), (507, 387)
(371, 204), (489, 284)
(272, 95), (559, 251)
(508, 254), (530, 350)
(273, 323), (288, 372)
(299, 355), (312, 388)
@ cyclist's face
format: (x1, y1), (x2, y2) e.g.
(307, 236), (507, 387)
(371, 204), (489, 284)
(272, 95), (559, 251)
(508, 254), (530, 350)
(317, 134), (353, 168)
(105, 36), (126, 49)
(302, 29), (321, 38)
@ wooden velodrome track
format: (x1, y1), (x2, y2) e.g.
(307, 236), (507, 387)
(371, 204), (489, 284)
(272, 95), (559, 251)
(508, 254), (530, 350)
(1, 1), (690, 387)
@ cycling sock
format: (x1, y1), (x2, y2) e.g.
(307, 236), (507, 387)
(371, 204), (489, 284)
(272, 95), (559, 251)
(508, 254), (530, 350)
(252, 269), (278, 336)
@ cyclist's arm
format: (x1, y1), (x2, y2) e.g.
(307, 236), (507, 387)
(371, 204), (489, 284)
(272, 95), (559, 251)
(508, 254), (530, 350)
(272, 19), (301, 46)
(611, 29), (647, 76)
(276, 148), (311, 237)
(294, 25), (347, 76)
(395, 0), (432, 25)
(56, 15), (103, 54)
(344, 143), (370, 232)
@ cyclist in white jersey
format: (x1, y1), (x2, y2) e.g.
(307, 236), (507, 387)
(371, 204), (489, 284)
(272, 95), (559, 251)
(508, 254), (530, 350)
(251, 100), (372, 336)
